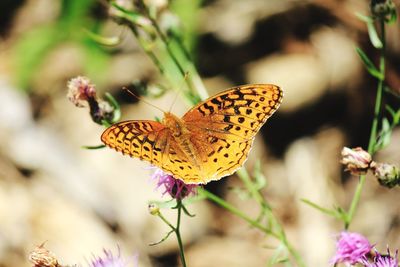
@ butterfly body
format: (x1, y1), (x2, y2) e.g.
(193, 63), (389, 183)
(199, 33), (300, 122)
(101, 84), (283, 184)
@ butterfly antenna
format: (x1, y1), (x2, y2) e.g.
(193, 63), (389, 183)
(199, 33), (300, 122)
(169, 71), (190, 113)
(122, 87), (165, 114)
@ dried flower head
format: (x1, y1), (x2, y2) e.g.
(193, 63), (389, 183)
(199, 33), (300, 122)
(370, 162), (400, 188)
(67, 76), (115, 125)
(90, 248), (138, 267)
(67, 76), (97, 107)
(341, 147), (372, 175)
(361, 248), (399, 267)
(29, 243), (59, 267)
(331, 232), (374, 265)
(370, 0), (397, 21)
(152, 168), (197, 199)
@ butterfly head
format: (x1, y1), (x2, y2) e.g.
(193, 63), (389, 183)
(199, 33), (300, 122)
(163, 112), (186, 137)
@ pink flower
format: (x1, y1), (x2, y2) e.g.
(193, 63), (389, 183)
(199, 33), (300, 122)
(331, 232), (374, 265)
(90, 248), (138, 267)
(152, 169), (197, 199)
(67, 76), (115, 125)
(361, 249), (398, 267)
(67, 76), (97, 107)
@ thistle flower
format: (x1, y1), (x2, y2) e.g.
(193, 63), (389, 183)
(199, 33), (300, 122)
(29, 243), (59, 267)
(331, 232), (374, 265)
(370, 162), (400, 188)
(90, 249), (138, 267)
(67, 76), (115, 125)
(361, 249), (398, 267)
(152, 169), (197, 199)
(341, 147), (372, 175)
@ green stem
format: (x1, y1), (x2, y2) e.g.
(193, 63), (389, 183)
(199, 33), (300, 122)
(198, 188), (275, 236)
(199, 188), (306, 267)
(128, 25), (166, 75)
(139, 0), (208, 101)
(236, 169), (271, 212)
(175, 200), (187, 267)
(345, 19), (386, 230)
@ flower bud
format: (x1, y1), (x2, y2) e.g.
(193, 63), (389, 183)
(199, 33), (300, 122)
(341, 147), (372, 175)
(29, 243), (59, 267)
(370, 162), (400, 188)
(370, 0), (396, 21)
(148, 203), (160, 215)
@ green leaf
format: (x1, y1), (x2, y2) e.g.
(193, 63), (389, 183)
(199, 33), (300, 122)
(355, 47), (383, 79)
(82, 144), (106, 149)
(386, 8), (398, 24)
(266, 243), (290, 267)
(355, 12), (383, 48)
(104, 92), (121, 123)
(84, 29), (122, 46)
(253, 160), (267, 191)
(301, 199), (341, 218)
(366, 20), (383, 48)
(355, 12), (373, 23)
(374, 117), (392, 152)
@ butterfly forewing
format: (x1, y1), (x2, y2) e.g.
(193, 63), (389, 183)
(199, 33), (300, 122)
(182, 84), (283, 182)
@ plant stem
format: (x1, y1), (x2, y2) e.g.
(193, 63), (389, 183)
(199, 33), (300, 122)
(198, 188), (275, 236)
(199, 188), (306, 266)
(345, 19), (386, 230)
(175, 200), (187, 267)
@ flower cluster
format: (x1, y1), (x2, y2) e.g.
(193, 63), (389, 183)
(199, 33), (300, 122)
(152, 168), (197, 200)
(67, 76), (115, 125)
(331, 231), (398, 267)
(341, 147), (400, 188)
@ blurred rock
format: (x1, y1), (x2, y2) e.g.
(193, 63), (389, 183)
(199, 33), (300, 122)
(284, 132), (341, 265)
(11, 0), (60, 36)
(246, 52), (328, 112)
(246, 26), (360, 113)
(185, 236), (268, 267)
(311, 27), (361, 89)
(201, 0), (296, 45)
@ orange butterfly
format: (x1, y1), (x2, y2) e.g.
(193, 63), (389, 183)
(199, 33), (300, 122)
(101, 84), (283, 184)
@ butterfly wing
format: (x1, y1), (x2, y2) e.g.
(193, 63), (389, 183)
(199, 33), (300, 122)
(101, 120), (204, 182)
(182, 84), (283, 183)
(101, 120), (170, 167)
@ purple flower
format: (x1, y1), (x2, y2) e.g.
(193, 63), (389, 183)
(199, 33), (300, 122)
(361, 249), (398, 267)
(90, 249), (138, 267)
(331, 232), (374, 265)
(152, 168), (197, 199)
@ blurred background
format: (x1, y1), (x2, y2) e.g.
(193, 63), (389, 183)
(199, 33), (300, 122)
(0, 0), (399, 266)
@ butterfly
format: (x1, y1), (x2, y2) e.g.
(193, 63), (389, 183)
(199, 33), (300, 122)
(101, 84), (283, 184)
